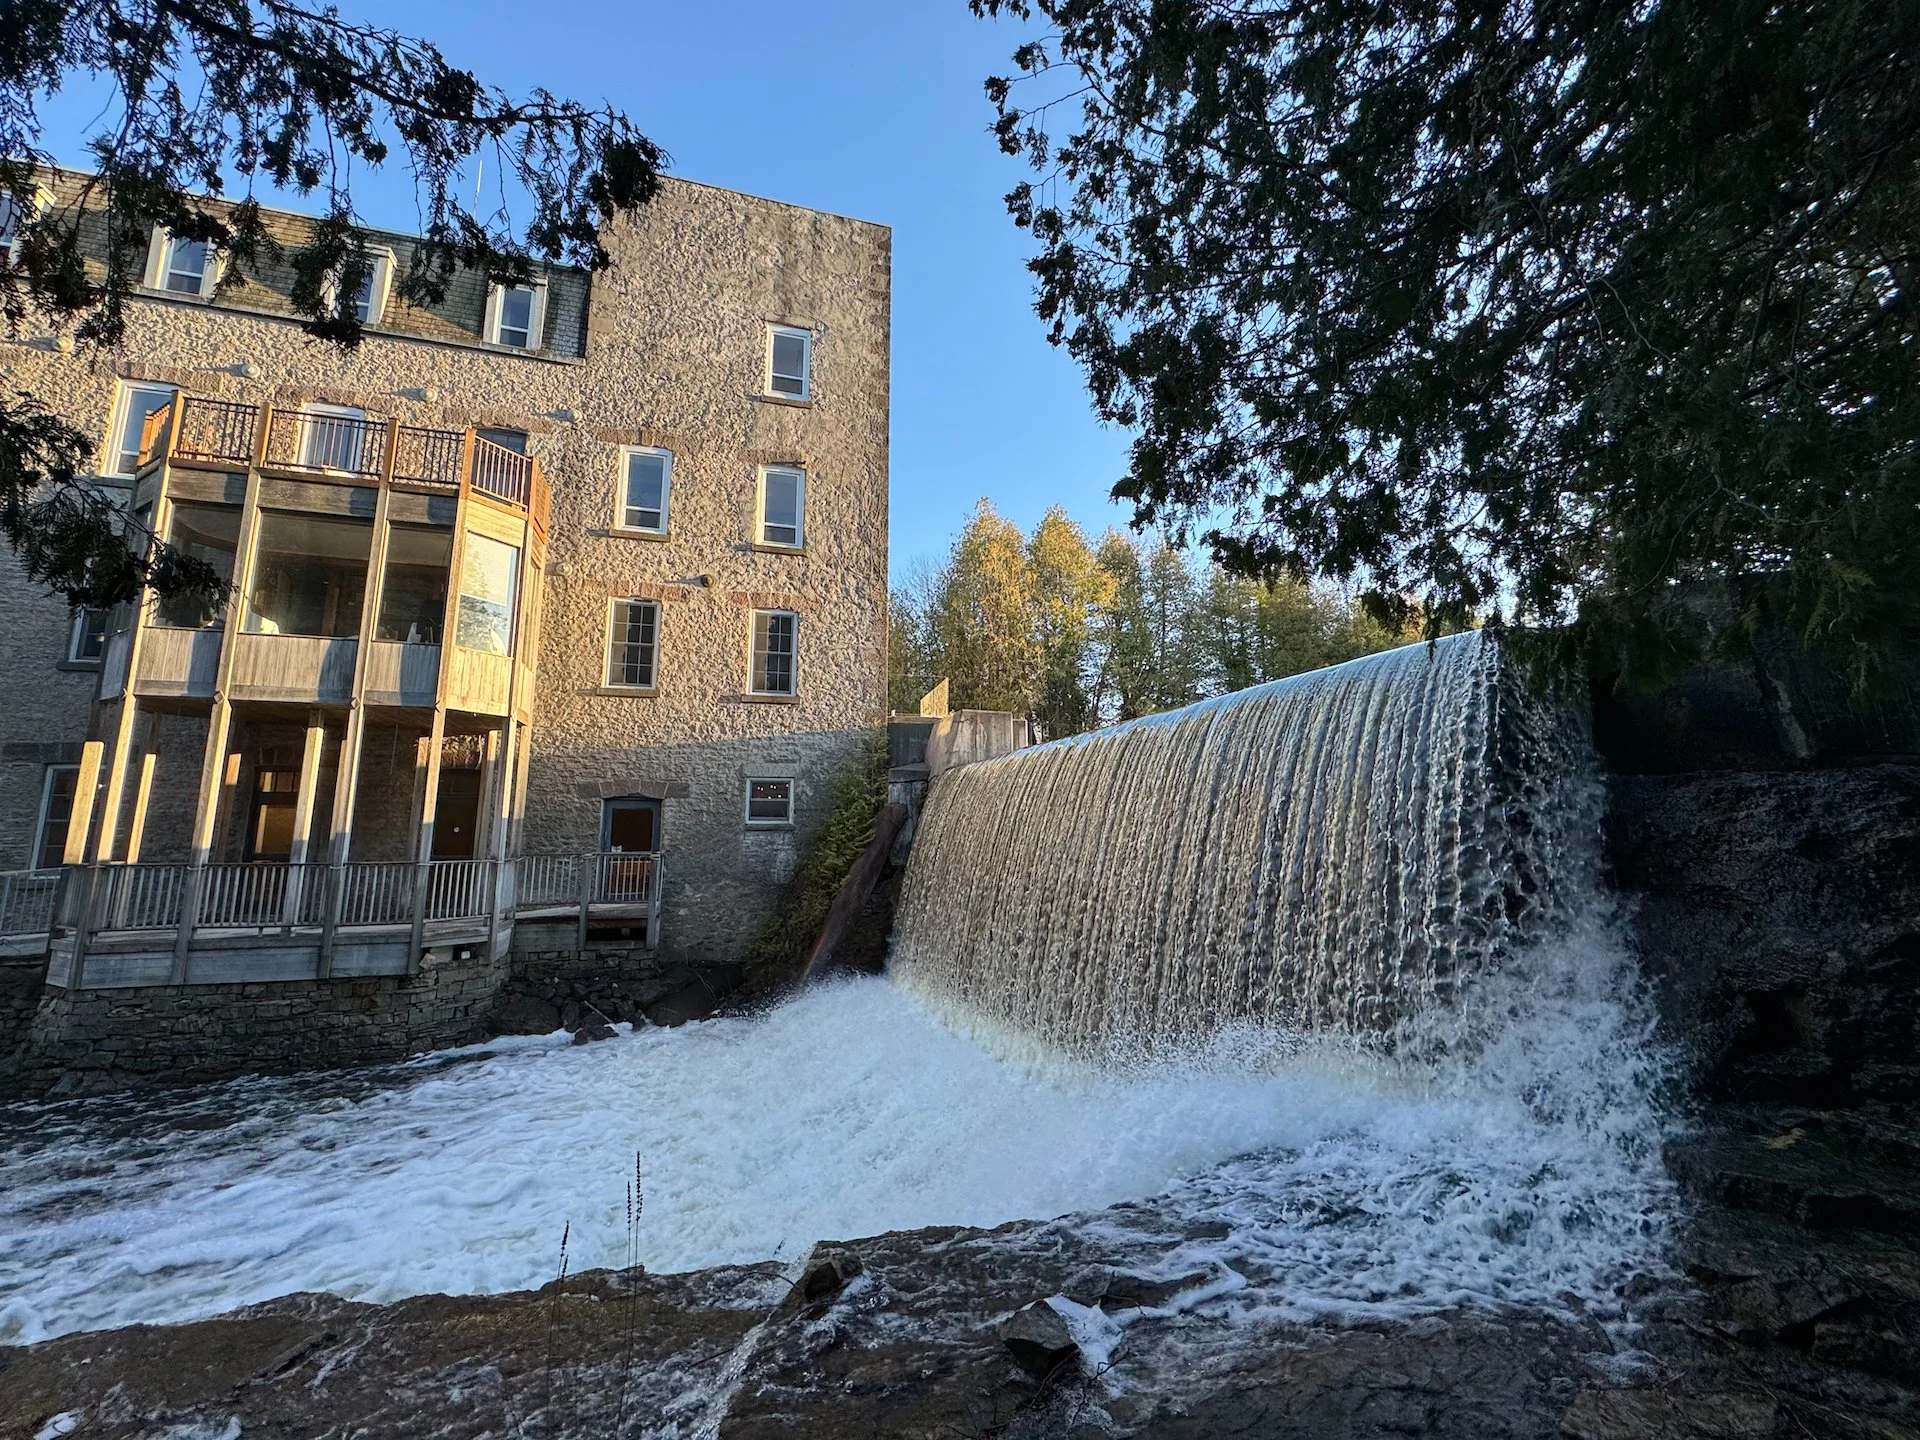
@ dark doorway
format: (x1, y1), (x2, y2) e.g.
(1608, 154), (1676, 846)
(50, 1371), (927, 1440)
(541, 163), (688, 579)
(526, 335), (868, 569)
(246, 769), (299, 860)
(601, 797), (661, 853)
(433, 770), (483, 859)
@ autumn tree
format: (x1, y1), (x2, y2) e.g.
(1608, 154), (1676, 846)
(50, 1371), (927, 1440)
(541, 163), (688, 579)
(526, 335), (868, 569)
(1026, 505), (1111, 737)
(927, 499), (1038, 713)
(1, 0), (663, 604)
(976, 0), (1920, 682)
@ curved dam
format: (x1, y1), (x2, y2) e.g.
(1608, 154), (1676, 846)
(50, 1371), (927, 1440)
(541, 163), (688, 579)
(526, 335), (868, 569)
(890, 632), (1593, 1056)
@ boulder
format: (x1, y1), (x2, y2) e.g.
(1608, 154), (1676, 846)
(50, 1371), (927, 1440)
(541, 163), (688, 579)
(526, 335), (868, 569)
(488, 996), (560, 1037)
(997, 1300), (1079, 1381)
(791, 1246), (863, 1306)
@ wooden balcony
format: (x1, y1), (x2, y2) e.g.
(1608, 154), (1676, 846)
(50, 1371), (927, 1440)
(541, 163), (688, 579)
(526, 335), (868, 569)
(2, 854), (664, 988)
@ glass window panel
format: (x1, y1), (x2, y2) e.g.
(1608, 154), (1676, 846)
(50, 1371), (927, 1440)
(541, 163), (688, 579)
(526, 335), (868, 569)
(498, 286), (534, 347)
(746, 779), (793, 824)
(752, 610), (796, 694)
(350, 268), (375, 322)
(155, 502), (240, 628)
(165, 238), (209, 293)
(112, 384), (176, 475)
(68, 608), (109, 662)
(760, 469), (802, 547)
(455, 532), (519, 654)
(35, 766), (79, 868)
(606, 599), (659, 688)
(477, 428), (528, 455)
(243, 512), (373, 638)
(622, 451), (669, 531)
(770, 330), (808, 395)
(376, 524), (453, 643)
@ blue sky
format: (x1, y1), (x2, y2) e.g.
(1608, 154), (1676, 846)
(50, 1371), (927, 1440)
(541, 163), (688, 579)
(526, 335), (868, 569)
(32, 1), (1137, 582)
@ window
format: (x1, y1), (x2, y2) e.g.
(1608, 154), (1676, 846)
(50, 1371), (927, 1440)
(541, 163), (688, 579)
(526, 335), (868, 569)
(106, 382), (178, 477)
(144, 228), (219, 297)
(1, 185), (49, 263)
(67, 607), (109, 664)
(244, 512), (373, 638)
(298, 403), (377, 472)
(376, 525), (453, 643)
(33, 765), (80, 868)
(605, 598), (660, 689)
(756, 466), (805, 549)
(750, 609), (798, 695)
(476, 427), (528, 455)
(618, 448), (671, 533)
(486, 282), (546, 350)
(745, 778), (794, 826)
(154, 502), (240, 628)
(767, 325), (811, 400)
(455, 532), (520, 654)
(343, 248), (395, 325)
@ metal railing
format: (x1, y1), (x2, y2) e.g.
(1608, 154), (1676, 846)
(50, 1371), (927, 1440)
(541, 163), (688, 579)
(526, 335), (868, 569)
(264, 409), (389, 477)
(391, 424), (465, 488)
(170, 396), (258, 466)
(470, 436), (533, 508)
(334, 861), (415, 927)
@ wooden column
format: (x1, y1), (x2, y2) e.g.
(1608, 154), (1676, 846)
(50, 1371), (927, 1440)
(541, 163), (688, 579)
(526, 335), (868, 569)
(125, 751), (158, 863)
(62, 741), (104, 865)
(282, 710), (327, 927)
(407, 713), (448, 970)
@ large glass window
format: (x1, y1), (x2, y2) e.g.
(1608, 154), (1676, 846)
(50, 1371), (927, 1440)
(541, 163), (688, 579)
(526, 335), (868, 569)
(751, 609), (797, 695)
(155, 502), (240, 628)
(244, 512), (373, 637)
(606, 598), (659, 689)
(375, 525), (453, 643)
(757, 466), (804, 548)
(619, 448), (671, 532)
(455, 532), (519, 654)
(107, 382), (177, 477)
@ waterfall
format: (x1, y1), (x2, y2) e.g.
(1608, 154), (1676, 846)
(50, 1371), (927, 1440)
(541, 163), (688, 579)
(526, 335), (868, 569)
(890, 632), (1592, 1058)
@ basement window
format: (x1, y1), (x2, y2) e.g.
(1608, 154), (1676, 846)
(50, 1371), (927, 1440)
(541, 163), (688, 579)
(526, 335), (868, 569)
(745, 778), (793, 826)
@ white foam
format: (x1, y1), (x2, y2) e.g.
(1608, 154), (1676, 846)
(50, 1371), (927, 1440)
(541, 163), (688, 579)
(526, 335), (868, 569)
(0, 952), (1672, 1345)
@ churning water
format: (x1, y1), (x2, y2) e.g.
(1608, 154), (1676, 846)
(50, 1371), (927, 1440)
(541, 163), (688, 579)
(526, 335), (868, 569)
(0, 633), (1675, 1346)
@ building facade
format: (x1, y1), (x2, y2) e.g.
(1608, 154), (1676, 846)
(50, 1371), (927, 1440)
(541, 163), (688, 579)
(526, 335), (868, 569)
(0, 172), (891, 989)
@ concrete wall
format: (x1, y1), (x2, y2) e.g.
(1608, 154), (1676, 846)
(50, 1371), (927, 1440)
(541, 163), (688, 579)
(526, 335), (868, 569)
(0, 174), (891, 972)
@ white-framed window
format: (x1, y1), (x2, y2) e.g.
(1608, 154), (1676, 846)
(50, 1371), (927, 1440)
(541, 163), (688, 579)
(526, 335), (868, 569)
(485, 280), (547, 350)
(745, 777), (794, 826)
(33, 764), (80, 868)
(143, 227), (221, 297)
(767, 325), (811, 400)
(756, 466), (805, 549)
(66, 607), (109, 664)
(298, 403), (375, 472)
(105, 380), (179, 477)
(616, 447), (672, 533)
(750, 609), (798, 695)
(606, 597), (660, 690)
(1, 184), (51, 263)
(324, 246), (395, 326)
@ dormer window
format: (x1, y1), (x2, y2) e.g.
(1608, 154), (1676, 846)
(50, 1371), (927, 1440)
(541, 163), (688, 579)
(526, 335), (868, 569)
(486, 281), (546, 351)
(767, 325), (811, 400)
(332, 247), (395, 326)
(1, 185), (51, 263)
(144, 228), (220, 297)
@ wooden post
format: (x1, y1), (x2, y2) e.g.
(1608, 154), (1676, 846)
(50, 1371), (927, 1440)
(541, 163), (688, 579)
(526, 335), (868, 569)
(62, 740), (104, 865)
(282, 710), (326, 928)
(480, 724), (506, 961)
(67, 864), (99, 991)
(93, 698), (140, 863)
(125, 751), (158, 863)
(575, 849), (593, 955)
(407, 712), (447, 971)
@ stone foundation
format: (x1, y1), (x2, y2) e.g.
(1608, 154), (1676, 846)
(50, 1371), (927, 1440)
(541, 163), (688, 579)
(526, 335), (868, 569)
(493, 936), (747, 1033)
(11, 948), (507, 1096)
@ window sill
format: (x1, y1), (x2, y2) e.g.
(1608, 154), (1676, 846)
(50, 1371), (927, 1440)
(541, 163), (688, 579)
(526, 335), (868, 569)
(750, 542), (806, 557)
(594, 526), (674, 543)
(589, 685), (659, 698)
(55, 659), (104, 673)
(748, 392), (814, 410)
(725, 692), (800, 706)
(744, 821), (795, 831)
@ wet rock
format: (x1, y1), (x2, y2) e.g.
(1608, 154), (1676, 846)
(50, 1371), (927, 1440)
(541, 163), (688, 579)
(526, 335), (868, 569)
(1560, 1388), (1778, 1440)
(569, 1020), (615, 1045)
(487, 994), (561, 1036)
(998, 1301), (1080, 1381)
(791, 1245), (863, 1305)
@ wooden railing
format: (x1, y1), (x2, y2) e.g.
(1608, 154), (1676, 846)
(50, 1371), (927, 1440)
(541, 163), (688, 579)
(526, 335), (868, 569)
(2, 849), (663, 981)
(469, 435), (533, 508)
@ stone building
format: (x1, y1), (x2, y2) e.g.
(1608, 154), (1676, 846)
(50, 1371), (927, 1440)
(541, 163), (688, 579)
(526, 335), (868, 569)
(0, 169), (890, 1012)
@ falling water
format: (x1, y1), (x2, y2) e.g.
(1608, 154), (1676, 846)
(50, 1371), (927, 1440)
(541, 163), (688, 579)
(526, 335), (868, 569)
(891, 632), (1594, 1056)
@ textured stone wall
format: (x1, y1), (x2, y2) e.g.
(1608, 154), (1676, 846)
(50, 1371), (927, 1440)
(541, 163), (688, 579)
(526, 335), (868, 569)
(13, 948), (506, 1095)
(0, 959), (47, 1088)
(0, 175), (891, 975)
(494, 944), (746, 1033)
